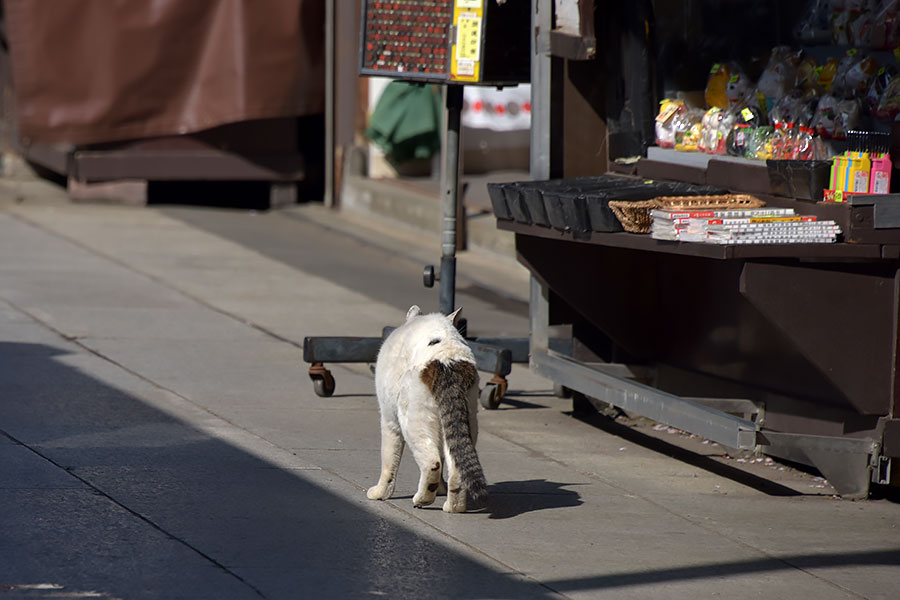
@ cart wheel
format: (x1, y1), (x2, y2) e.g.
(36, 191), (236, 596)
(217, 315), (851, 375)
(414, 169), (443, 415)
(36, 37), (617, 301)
(480, 384), (502, 410)
(309, 363), (335, 398)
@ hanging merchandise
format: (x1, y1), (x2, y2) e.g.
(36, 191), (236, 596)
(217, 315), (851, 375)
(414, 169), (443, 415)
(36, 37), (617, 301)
(875, 75), (900, 118)
(795, 0), (835, 44)
(655, 99), (687, 148)
(756, 47), (802, 112)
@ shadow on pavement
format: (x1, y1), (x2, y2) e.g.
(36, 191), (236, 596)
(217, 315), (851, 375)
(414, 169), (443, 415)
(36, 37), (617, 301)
(0, 342), (553, 599)
(487, 480), (585, 520)
(545, 548), (900, 593)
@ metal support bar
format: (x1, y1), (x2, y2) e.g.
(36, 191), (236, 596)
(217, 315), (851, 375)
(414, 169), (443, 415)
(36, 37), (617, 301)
(439, 85), (464, 316)
(756, 431), (878, 456)
(532, 349), (758, 450)
(302, 336), (383, 364)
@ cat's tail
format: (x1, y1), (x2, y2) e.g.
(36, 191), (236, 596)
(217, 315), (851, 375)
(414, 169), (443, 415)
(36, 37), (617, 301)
(422, 359), (488, 509)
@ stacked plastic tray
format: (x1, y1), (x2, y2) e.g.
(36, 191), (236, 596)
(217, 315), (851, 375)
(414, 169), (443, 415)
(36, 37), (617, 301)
(488, 175), (727, 238)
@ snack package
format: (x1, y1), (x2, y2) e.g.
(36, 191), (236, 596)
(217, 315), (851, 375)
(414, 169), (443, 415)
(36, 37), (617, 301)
(880, 0), (900, 49)
(699, 107), (723, 153)
(714, 111), (737, 154)
(832, 0), (851, 45)
(830, 49), (875, 98)
(727, 123), (753, 157)
(847, 0), (877, 47)
(844, 55), (879, 97)
(817, 57), (840, 92)
(747, 126), (776, 160)
(876, 75), (900, 119)
(770, 92), (804, 126)
(866, 65), (895, 113)
(795, 0), (836, 43)
(833, 99), (861, 139)
(795, 56), (822, 93)
(757, 47), (802, 111)
(812, 94), (840, 138)
(655, 99), (687, 148)
(674, 108), (704, 151)
(793, 126), (816, 160)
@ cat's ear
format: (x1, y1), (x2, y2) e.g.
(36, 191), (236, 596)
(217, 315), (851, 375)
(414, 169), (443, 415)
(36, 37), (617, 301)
(448, 306), (463, 325)
(406, 305), (422, 321)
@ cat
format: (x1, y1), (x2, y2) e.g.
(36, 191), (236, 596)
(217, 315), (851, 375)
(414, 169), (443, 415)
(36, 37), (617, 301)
(366, 305), (487, 512)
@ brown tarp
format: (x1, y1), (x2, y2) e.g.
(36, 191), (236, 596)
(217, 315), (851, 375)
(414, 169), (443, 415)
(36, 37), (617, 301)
(4, 0), (324, 145)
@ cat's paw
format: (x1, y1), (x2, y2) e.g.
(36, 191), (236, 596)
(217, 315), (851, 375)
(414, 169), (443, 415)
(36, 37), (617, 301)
(442, 497), (467, 513)
(367, 485), (390, 500)
(412, 491), (436, 507)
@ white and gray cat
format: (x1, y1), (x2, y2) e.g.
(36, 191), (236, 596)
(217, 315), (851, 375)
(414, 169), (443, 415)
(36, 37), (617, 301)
(367, 305), (487, 512)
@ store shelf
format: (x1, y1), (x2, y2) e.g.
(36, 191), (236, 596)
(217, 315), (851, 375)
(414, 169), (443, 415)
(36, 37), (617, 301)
(497, 218), (888, 260)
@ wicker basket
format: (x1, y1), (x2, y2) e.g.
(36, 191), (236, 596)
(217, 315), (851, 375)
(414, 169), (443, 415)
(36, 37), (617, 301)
(608, 194), (766, 234)
(655, 193), (766, 210)
(608, 199), (660, 233)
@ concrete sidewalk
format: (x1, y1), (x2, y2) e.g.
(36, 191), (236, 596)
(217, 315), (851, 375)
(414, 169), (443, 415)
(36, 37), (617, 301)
(0, 174), (898, 599)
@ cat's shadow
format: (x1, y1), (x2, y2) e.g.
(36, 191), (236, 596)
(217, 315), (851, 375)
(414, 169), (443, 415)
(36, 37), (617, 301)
(485, 479), (584, 519)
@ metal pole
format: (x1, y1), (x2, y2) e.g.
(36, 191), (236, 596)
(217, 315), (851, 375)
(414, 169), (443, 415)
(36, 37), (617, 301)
(324, 0), (335, 208)
(439, 84), (464, 315)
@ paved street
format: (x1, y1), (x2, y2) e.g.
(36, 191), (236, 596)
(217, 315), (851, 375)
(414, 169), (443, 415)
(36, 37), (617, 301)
(1, 173), (899, 599)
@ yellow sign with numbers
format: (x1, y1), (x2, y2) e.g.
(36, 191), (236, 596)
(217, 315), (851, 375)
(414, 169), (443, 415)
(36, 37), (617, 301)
(451, 1), (484, 82)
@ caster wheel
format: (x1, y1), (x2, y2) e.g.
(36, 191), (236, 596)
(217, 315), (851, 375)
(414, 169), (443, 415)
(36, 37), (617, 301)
(480, 384), (502, 410)
(309, 363), (335, 398)
(313, 376), (335, 397)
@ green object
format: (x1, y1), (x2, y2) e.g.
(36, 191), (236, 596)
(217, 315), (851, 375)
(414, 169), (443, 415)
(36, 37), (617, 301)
(365, 82), (441, 165)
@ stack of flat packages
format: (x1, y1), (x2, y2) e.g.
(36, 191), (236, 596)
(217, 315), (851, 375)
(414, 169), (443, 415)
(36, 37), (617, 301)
(650, 207), (841, 244)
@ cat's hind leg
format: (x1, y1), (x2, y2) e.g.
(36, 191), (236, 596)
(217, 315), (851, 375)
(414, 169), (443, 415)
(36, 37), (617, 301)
(442, 445), (466, 513)
(407, 433), (443, 508)
(367, 421), (404, 500)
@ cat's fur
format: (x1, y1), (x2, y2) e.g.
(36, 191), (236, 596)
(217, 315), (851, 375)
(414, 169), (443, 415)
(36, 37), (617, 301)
(366, 305), (487, 512)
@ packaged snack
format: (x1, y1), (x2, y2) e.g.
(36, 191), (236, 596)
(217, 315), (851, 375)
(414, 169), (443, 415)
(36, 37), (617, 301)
(726, 123), (753, 157)
(747, 126), (775, 160)
(813, 94), (848, 138)
(866, 65), (895, 114)
(757, 47), (802, 111)
(875, 75), (900, 119)
(655, 99), (686, 148)
(817, 58), (839, 92)
(831, 49), (874, 98)
(699, 107), (723, 153)
(714, 110), (737, 154)
(674, 109), (704, 151)
(847, 0), (877, 47)
(833, 99), (861, 139)
(795, 56), (821, 93)
(793, 126), (816, 160)
(860, 0), (898, 47)
(770, 92), (804, 127)
(832, 0), (851, 45)
(795, 0), (836, 44)
(844, 55), (879, 97)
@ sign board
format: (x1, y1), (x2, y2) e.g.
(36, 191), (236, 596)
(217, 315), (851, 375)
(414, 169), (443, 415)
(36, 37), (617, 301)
(359, 0), (529, 86)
